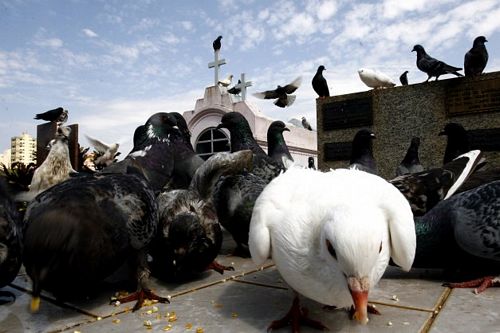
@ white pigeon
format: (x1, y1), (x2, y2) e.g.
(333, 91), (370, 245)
(218, 74), (233, 87)
(25, 126), (76, 200)
(85, 135), (120, 168)
(358, 68), (396, 89)
(249, 167), (415, 331)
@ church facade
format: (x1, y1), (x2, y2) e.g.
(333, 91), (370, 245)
(182, 84), (317, 167)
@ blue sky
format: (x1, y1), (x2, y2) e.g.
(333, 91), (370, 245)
(1, 0), (500, 154)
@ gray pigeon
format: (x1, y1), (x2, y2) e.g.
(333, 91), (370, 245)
(308, 156), (316, 170)
(253, 77), (302, 108)
(396, 137), (424, 176)
(267, 120), (293, 168)
(349, 129), (377, 175)
(228, 80), (242, 95)
(312, 65), (330, 98)
(464, 36), (488, 77)
(34, 107), (68, 124)
(399, 71), (409, 86)
(213, 35), (222, 52)
(412, 45), (463, 81)
(301, 117), (313, 131)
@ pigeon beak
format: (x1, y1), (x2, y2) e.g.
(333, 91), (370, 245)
(348, 276), (369, 325)
(370, 133), (376, 139)
(284, 127), (290, 132)
(216, 123), (224, 130)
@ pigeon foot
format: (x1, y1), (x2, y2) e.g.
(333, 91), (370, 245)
(206, 260), (235, 274)
(444, 276), (500, 294)
(114, 288), (170, 311)
(268, 295), (329, 333)
(349, 303), (381, 319)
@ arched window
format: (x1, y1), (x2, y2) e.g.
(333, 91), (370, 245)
(195, 127), (230, 160)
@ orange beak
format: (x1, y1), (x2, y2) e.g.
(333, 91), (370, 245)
(350, 289), (369, 324)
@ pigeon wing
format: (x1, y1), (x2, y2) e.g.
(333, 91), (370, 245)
(253, 89), (280, 99)
(85, 135), (110, 153)
(283, 76), (302, 94)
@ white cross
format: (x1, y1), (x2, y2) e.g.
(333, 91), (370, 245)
(234, 73), (252, 101)
(208, 50), (226, 86)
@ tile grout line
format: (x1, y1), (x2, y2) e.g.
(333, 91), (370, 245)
(418, 287), (453, 333)
(369, 300), (434, 313)
(232, 279), (289, 290)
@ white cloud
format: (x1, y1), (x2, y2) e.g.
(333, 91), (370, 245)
(82, 28), (98, 38)
(316, 0), (338, 20)
(180, 21), (194, 31)
(34, 37), (63, 48)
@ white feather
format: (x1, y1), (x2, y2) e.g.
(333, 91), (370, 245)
(358, 68), (396, 88)
(249, 167), (415, 308)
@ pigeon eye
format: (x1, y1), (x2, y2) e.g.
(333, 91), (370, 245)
(326, 240), (337, 260)
(378, 242), (383, 253)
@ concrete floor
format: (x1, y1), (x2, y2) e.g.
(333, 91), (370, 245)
(2, 232), (500, 333)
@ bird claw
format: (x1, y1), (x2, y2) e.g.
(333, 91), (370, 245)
(114, 288), (170, 312)
(444, 276), (500, 294)
(206, 261), (235, 274)
(268, 296), (329, 332)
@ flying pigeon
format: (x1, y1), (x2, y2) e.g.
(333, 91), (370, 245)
(218, 74), (233, 87)
(349, 129), (377, 175)
(358, 68), (396, 89)
(85, 135), (120, 169)
(464, 36), (488, 77)
(150, 150), (253, 280)
(0, 179), (22, 294)
(213, 112), (284, 256)
(267, 120), (294, 169)
(103, 113), (180, 194)
(412, 180), (500, 293)
(301, 116), (313, 131)
(412, 45), (463, 81)
(249, 167), (415, 331)
(312, 65), (330, 98)
(26, 126), (76, 200)
(396, 137), (424, 176)
(308, 156), (316, 170)
(253, 76), (302, 108)
(213, 35), (222, 52)
(399, 71), (409, 86)
(390, 150), (483, 216)
(22, 112), (178, 312)
(34, 107), (68, 124)
(439, 122), (469, 164)
(227, 80), (242, 95)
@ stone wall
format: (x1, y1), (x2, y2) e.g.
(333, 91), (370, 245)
(317, 71), (500, 179)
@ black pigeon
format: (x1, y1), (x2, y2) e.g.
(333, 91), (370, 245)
(22, 112), (179, 312)
(308, 156), (316, 170)
(0, 179), (22, 296)
(150, 150), (253, 280)
(464, 36), (488, 77)
(312, 65), (330, 98)
(228, 80), (242, 95)
(103, 113), (179, 193)
(390, 150), (483, 216)
(167, 112), (204, 190)
(213, 112), (284, 255)
(399, 71), (409, 86)
(253, 77), (302, 108)
(349, 129), (377, 175)
(213, 35), (222, 52)
(439, 122), (469, 165)
(396, 137), (424, 176)
(412, 45), (463, 81)
(34, 107), (68, 123)
(301, 116), (313, 131)
(267, 120), (293, 168)
(412, 180), (500, 293)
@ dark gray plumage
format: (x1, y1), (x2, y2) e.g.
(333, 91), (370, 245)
(413, 180), (500, 292)
(227, 80), (242, 95)
(0, 179), (22, 292)
(464, 36), (488, 77)
(253, 77), (302, 108)
(312, 65), (329, 98)
(23, 112), (179, 311)
(34, 107), (68, 123)
(439, 122), (469, 165)
(213, 112), (284, 255)
(267, 120), (293, 168)
(396, 137), (424, 176)
(213, 35), (222, 52)
(390, 150), (483, 216)
(150, 150), (253, 280)
(349, 129), (377, 175)
(412, 45), (463, 81)
(308, 156), (316, 170)
(399, 71), (409, 86)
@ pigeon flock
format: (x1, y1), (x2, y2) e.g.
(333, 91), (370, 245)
(0, 33), (498, 333)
